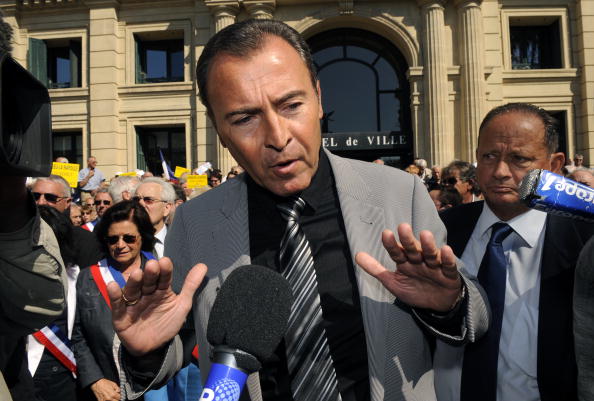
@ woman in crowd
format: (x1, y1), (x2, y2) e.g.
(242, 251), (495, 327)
(72, 200), (155, 401)
(70, 203), (83, 226)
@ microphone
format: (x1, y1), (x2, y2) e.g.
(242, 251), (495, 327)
(199, 265), (292, 401)
(518, 169), (594, 223)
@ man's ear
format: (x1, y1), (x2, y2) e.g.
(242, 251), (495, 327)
(163, 202), (173, 218)
(549, 151), (565, 174)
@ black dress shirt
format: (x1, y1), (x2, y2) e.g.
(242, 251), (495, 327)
(248, 150), (370, 401)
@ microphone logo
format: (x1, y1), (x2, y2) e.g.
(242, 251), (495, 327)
(200, 363), (246, 401)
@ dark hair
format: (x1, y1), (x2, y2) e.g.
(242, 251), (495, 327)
(38, 205), (76, 266)
(438, 187), (463, 209)
(0, 10), (13, 53)
(208, 169), (223, 181)
(479, 102), (559, 154)
(196, 19), (317, 114)
(172, 183), (186, 203)
(442, 161), (474, 182)
(94, 200), (155, 255)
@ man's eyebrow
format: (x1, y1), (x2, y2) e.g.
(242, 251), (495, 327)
(223, 90), (308, 121)
(273, 90), (307, 106)
(224, 107), (262, 121)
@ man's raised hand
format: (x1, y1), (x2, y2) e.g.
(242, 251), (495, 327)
(355, 223), (461, 312)
(106, 257), (207, 356)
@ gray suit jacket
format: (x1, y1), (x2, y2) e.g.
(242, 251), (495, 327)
(121, 150), (489, 401)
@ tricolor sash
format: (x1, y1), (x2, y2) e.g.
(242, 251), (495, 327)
(90, 252), (156, 309)
(32, 325), (77, 377)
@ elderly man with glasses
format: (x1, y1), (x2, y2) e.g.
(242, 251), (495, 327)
(133, 177), (175, 260)
(31, 176), (103, 268)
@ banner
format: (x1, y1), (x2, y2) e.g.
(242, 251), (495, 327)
(51, 162), (80, 188)
(119, 172), (137, 177)
(187, 175), (208, 189)
(175, 166), (191, 177)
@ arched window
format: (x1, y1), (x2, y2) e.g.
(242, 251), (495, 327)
(308, 29), (412, 166)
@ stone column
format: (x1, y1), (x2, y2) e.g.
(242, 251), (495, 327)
(244, 1), (275, 20)
(87, 0), (124, 176)
(417, 0), (451, 166)
(455, 0), (485, 162)
(576, 0), (594, 165)
(205, 1), (239, 173)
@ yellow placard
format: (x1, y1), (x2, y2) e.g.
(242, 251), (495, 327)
(187, 175), (208, 189)
(174, 166), (190, 177)
(119, 172), (137, 176)
(51, 162), (80, 188)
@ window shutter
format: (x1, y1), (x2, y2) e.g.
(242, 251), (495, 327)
(136, 129), (148, 171)
(134, 35), (142, 83)
(69, 40), (81, 87)
(28, 38), (47, 87)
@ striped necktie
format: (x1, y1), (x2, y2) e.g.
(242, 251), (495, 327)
(277, 196), (342, 401)
(461, 222), (513, 401)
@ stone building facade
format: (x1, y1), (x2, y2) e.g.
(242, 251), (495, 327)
(2, 0), (592, 177)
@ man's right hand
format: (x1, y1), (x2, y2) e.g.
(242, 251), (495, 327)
(106, 257), (207, 356)
(90, 378), (120, 401)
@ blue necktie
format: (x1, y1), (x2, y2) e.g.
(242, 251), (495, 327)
(461, 222), (513, 401)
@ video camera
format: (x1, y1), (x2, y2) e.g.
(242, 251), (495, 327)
(0, 50), (52, 177)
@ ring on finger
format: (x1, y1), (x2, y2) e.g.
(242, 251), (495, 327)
(121, 291), (139, 306)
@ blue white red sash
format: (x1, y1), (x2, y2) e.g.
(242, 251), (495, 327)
(32, 324), (77, 377)
(90, 252), (156, 309)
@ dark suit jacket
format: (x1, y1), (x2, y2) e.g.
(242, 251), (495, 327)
(71, 265), (120, 391)
(440, 201), (594, 401)
(72, 226), (104, 268)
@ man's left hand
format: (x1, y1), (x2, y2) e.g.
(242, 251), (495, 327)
(355, 223), (462, 312)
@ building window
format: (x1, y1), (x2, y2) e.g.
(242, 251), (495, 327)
(510, 17), (562, 70)
(53, 130), (82, 165)
(134, 32), (183, 84)
(28, 38), (81, 88)
(308, 28), (412, 167)
(136, 126), (185, 175)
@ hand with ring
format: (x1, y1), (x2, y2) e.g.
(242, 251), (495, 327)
(107, 257), (208, 356)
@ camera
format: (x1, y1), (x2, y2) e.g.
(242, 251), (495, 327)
(0, 51), (52, 177)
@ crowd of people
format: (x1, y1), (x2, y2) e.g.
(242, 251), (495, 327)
(3, 18), (594, 401)
(399, 153), (594, 213)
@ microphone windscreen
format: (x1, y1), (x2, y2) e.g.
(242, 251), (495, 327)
(518, 169), (541, 203)
(206, 265), (292, 370)
(518, 169), (594, 222)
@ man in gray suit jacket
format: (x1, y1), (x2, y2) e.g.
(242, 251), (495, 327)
(106, 19), (488, 401)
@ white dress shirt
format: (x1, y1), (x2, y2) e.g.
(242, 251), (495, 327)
(154, 225), (168, 259)
(27, 264), (80, 376)
(434, 203), (547, 401)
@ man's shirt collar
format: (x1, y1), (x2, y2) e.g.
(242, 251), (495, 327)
(477, 203), (547, 248)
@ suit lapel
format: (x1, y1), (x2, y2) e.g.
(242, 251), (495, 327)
(326, 151), (392, 303)
(212, 176), (251, 272)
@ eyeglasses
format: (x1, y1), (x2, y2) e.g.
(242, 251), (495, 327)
(94, 200), (111, 206)
(133, 196), (167, 205)
(443, 177), (459, 186)
(32, 192), (68, 203)
(105, 234), (139, 245)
